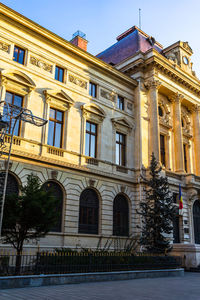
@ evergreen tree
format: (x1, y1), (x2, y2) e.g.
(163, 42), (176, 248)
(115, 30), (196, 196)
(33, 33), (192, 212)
(138, 153), (176, 253)
(1, 174), (60, 273)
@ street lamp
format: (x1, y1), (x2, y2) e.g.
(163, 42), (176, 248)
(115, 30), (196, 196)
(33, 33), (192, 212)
(0, 101), (47, 237)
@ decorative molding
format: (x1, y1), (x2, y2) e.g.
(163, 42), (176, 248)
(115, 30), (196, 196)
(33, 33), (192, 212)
(120, 185), (126, 193)
(44, 89), (74, 111)
(111, 117), (134, 134)
(81, 103), (106, 124)
(100, 89), (116, 101)
(30, 56), (52, 73)
(0, 41), (9, 53)
(182, 42), (193, 54)
(68, 74), (87, 89)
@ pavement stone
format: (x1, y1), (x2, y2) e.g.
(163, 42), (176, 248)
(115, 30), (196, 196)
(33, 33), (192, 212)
(0, 272), (200, 300)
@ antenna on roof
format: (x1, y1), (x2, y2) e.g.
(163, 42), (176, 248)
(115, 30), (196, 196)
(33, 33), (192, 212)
(139, 8), (141, 29)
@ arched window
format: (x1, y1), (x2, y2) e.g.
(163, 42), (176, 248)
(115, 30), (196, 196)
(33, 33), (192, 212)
(193, 200), (200, 244)
(79, 188), (99, 234)
(42, 181), (63, 232)
(0, 172), (19, 196)
(113, 194), (129, 236)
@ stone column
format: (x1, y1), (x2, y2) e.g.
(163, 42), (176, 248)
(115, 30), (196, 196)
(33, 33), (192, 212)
(146, 79), (161, 162)
(192, 105), (200, 176)
(171, 93), (184, 173)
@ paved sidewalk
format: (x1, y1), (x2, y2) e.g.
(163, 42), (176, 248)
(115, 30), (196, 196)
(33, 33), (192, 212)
(0, 272), (200, 300)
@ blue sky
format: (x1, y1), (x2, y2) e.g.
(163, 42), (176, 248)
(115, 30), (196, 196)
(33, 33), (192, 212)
(1, 0), (200, 77)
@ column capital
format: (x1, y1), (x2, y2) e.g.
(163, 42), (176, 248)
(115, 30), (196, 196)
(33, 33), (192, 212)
(190, 104), (200, 113)
(169, 93), (184, 103)
(145, 79), (162, 90)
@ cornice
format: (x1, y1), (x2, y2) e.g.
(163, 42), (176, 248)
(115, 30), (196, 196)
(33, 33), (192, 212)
(0, 4), (137, 87)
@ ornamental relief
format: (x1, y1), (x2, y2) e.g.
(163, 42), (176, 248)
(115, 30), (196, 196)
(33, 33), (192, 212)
(68, 74), (87, 89)
(0, 41), (10, 53)
(158, 95), (172, 128)
(100, 89), (116, 102)
(181, 106), (191, 136)
(30, 56), (52, 73)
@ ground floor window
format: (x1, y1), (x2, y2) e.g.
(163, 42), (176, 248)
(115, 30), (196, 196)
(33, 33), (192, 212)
(193, 200), (200, 244)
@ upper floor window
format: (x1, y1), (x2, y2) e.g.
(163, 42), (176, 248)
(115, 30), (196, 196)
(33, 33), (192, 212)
(85, 121), (97, 158)
(116, 132), (126, 166)
(117, 96), (124, 110)
(47, 108), (63, 148)
(183, 144), (188, 173)
(89, 82), (97, 98)
(55, 66), (64, 82)
(160, 134), (166, 166)
(4, 92), (23, 136)
(13, 46), (25, 65)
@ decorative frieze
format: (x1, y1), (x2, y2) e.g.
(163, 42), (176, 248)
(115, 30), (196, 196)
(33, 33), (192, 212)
(30, 56), (52, 73)
(100, 89), (116, 101)
(68, 74), (87, 89)
(0, 41), (9, 53)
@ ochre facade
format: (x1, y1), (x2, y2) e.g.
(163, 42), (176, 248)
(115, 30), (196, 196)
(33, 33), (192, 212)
(1, 4), (200, 268)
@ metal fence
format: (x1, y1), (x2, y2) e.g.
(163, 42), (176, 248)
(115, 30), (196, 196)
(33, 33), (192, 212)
(0, 250), (182, 276)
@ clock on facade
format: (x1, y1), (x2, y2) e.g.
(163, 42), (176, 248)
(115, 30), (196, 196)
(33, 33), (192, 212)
(183, 56), (189, 65)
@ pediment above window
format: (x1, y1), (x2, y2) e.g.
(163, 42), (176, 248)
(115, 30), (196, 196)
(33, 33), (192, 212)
(0, 69), (36, 94)
(44, 89), (74, 111)
(111, 117), (134, 134)
(81, 103), (106, 123)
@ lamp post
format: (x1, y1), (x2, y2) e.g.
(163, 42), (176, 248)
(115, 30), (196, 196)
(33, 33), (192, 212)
(0, 101), (47, 237)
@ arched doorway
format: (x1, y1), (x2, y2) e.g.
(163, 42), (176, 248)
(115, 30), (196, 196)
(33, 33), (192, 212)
(193, 200), (200, 244)
(0, 172), (19, 196)
(113, 194), (129, 236)
(78, 188), (99, 234)
(42, 181), (63, 232)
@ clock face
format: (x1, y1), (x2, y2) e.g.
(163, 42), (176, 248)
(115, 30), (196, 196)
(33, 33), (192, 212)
(183, 56), (189, 65)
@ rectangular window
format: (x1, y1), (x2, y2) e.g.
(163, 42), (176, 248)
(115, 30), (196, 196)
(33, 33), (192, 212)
(116, 132), (126, 166)
(47, 108), (63, 148)
(4, 92), (23, 136)
(55, 66), (64, 82)
(85, 121), (97, 158)
(117, 96), (124, 110)
(89, 82), (97, 98)
(183, 144), (188, 172)
(13, 46), (25, 64)
(160, 134), (165, 166)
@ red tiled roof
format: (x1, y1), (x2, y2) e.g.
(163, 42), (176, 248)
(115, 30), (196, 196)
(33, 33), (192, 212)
(97, 26), (163, 65)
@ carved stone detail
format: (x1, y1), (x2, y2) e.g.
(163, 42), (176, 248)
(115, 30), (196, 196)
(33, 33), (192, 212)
(68, 74), (87, 89)
(127, 102), (133, 111)
(145, 79), (162, 90)
(0, 41), (9, 53)
(30, 56), (52, 72)
(169, 93), (184, 103)
(120, 185), (125, 193)
(100, 89), (116, 101)
(51, 170), (58, 179)
(89, 179), (95, 187)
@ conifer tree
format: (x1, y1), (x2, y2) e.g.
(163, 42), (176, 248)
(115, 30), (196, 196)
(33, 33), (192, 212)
(138, 153), (176, 253)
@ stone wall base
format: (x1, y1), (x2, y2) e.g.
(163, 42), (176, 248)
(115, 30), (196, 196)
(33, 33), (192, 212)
(0, 269), (184, 289)
(172, 244), (200, 268)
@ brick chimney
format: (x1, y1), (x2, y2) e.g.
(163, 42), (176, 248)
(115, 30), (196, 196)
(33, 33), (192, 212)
(70, 30), (88, 51)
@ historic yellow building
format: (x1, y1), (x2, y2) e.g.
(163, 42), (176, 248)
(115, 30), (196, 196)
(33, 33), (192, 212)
(1, 3), (200, 268)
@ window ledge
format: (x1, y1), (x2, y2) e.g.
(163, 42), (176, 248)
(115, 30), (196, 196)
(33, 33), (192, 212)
(116, 165), (128, 173)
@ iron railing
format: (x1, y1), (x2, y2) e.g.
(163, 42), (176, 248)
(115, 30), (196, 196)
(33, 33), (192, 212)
(0, 250), (182, 276)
